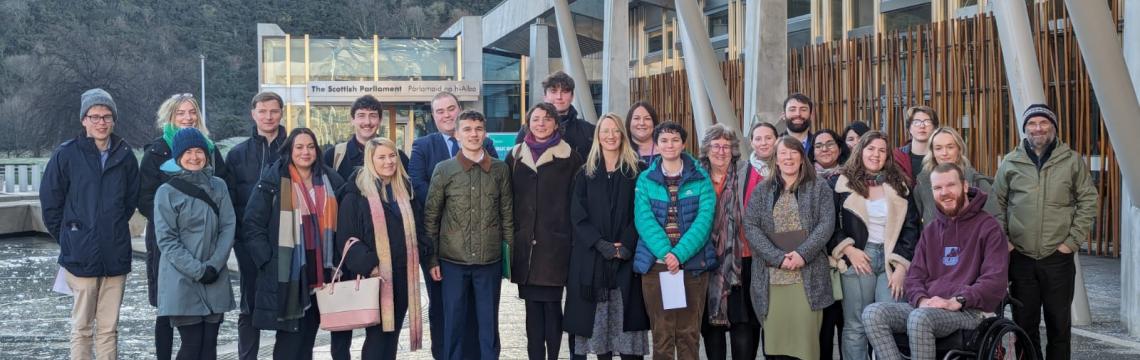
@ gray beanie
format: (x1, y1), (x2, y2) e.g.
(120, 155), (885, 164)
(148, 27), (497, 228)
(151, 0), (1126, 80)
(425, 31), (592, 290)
(1022, 103), (1057, 132)
(79, 88), (117, 120)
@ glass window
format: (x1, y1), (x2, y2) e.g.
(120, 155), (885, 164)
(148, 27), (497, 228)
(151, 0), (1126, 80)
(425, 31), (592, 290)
(484, 52), (521, 82)
(648, 29), (664, 54)
(831, 0), (843, 41)
(378, 39), (458, 81)
(788, 29), (811, 49)
(482, 84), (523, 133)
(290, 38), (306, 84)
(707, 10), (729, 38)
(263, 38), (287, 85)
(962, 0), (978, 6)
(789, 0), (811, 18)
(309, 38), (374, 81)
(853, 0), (875, 28)
(884, 4), (932, 33)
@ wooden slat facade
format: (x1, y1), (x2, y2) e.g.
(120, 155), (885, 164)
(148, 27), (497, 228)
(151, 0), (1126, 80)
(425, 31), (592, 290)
(629, 1), (1124, 257)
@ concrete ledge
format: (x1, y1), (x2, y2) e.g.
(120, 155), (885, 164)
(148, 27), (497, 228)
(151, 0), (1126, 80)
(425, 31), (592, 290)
(0, 200), (46, 234)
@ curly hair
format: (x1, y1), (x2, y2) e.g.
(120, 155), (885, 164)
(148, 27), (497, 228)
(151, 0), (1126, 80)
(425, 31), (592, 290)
(841, 130), (910, 197)
(698, 123), (742, 168)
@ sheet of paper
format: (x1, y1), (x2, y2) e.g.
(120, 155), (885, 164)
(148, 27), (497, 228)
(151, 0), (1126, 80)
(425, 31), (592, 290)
(659, 270), (687, 310)
(53, 267), (72, 296)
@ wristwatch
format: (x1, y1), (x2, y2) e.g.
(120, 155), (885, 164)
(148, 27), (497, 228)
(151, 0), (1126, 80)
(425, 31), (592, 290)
(954, 295), (966, 306)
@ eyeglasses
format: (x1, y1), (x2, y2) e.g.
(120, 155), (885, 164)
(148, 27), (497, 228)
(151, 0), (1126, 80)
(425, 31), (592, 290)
(814, 141), (838, 149)
(911, 119), (934, 127)
(85, 115), (115, 124)
(708, 144), (733, 153)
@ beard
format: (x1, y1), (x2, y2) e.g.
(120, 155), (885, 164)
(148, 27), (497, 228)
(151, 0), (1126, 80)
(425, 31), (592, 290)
(787, 117), (811, 133)
(1029, 131), (1055, 151)
(935, 193), (967, 217)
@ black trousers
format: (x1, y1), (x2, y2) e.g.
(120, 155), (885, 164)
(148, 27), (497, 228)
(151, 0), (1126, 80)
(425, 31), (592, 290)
(234, 242), (261, 360)
(175, 321), (222, 360)
(1010, 250), (1075, 360)
(525, 299), (564, 360)
(820, 300), (844, 359)
(273, 295), (321, 360)
(701, 258), (761, 360)
(330, 330), (353, 360)
(155, 315), (174, 360)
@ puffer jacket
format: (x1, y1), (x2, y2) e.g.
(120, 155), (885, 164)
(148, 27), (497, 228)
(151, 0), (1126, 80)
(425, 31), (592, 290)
(153, 168), (236, 317)
(424, 152), (514, 268)
(40, 134), (139, 277)
(632, 153), (717, 275)
(993, 140), (1098, 259)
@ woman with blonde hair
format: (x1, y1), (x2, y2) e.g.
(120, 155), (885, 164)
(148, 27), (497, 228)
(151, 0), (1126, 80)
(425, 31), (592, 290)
(333, 137), (425, 359)
(137, 93), (229, 360)
(564, 112), (650, 359)
(913, 127), (998, 224)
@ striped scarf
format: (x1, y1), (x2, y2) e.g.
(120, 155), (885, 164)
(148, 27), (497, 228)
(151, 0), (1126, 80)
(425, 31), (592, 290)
(277, 165), (338, 322)
(706, 164), (742, 326)
(365, 183), (423, 350)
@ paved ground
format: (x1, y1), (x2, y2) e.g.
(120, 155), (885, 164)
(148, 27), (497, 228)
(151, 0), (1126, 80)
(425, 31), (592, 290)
(1, 235), (1138, 359)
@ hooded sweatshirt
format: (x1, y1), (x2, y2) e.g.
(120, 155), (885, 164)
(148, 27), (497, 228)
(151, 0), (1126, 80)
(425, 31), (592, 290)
(905, 188), (1009, 312)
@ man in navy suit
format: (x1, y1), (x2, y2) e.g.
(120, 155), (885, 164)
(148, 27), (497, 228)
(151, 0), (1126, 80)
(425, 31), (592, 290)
(409, 91), (498, 358)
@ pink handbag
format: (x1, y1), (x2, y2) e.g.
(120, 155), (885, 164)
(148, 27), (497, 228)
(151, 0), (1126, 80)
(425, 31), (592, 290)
(316, 238), (382, 331)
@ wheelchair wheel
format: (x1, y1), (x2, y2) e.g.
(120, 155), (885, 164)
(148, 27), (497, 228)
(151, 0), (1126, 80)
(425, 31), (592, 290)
(974, 319), (1041, 360)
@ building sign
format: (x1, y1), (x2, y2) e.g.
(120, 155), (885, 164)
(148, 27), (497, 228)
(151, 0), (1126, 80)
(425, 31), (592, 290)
(306, 81), (480, 103)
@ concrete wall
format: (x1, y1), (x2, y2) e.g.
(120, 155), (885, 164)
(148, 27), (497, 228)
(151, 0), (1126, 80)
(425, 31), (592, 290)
(1121, 0), (1140, 338)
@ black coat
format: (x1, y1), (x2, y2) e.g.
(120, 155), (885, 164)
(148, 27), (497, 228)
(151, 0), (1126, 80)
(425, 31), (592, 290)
(242, 159), (344, 331)
(563, 162), (651, 336)
(224, 126), (286, 313)
(334, 175), (428, 279)
(138, 136), (229, 307)
(505, 141), (584, 287)
(40, 134), (139, 278)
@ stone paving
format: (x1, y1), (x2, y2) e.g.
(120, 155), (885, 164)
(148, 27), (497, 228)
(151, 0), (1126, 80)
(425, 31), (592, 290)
(2, 235), (1138, 359)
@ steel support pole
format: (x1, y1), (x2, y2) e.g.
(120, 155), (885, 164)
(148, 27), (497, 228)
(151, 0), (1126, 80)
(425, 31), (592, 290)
(602, 0), (631, 115)
(1120, 0), (1140, 338)
(743, 0), (788, 155)
(674, 0), (740, 135)
(530, 22), (551, 108)
(678, 12), (714, 141)
(992, 0), (1046, 139)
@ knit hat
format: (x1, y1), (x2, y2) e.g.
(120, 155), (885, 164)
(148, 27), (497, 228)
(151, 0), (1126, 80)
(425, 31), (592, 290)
(1022, 103), (1058, 132)
(79, 88), (117, 120)
(162, 128), (209, 172)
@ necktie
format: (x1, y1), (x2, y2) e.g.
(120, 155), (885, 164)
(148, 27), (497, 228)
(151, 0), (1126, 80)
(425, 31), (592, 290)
(448, 137), (459, 157)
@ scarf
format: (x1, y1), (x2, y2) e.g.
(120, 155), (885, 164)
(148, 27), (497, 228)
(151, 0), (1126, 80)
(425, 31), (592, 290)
(863, 172), (886, 187)
(365, 182), (423, 350)
(581, 165), (629, 303)
(277, 165), (338, 323)
(163, 123), (216, 154)
(750, 152), (771, 177)
(706, 163), (742, 326)
(523, 130), (563, 162)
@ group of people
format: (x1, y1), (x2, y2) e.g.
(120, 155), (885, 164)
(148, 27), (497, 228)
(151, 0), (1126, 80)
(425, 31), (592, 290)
(40, 69), (1097, 360)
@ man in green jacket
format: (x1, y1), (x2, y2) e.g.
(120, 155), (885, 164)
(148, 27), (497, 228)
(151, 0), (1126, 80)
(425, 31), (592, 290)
(424, 110), (514, 360)
(993, 103), (1098, 360)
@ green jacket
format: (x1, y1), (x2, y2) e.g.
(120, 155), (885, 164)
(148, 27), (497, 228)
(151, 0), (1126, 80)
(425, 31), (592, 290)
(424, 152), (514, 268)
(993, 140), (1098, 259)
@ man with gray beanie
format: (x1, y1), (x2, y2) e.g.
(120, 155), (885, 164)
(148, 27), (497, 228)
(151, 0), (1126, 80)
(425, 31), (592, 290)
(993, 103), (1098, 360)
(40, 88), (139, 360)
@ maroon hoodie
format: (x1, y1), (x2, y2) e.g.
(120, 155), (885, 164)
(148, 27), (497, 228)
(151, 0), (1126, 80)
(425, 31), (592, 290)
(905, 188), (1009, 312)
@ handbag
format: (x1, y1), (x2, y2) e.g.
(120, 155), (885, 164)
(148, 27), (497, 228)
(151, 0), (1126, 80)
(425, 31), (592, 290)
(316, 238), (382, 332)
(830, 267), (844, 301)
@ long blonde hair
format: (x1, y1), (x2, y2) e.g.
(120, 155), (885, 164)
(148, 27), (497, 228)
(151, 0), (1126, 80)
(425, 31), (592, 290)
(584, 113), (641, 177)
(156, 93), (209, 136)
(922, 127), (972, 173)
(357, 137), (413, 202)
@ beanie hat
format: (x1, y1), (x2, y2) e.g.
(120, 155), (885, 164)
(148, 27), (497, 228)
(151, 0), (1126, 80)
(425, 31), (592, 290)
(1022, 103), (1058, 132)
(79, 88), (117, 120)
(171, 127), (209, 167)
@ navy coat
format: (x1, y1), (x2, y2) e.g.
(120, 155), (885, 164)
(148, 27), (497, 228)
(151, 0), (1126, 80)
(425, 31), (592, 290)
(408, 132), (498, 203)
(40, 134), (140, 277)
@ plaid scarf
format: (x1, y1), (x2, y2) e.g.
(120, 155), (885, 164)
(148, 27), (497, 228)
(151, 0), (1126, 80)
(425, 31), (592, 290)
(277, 165), (338, 323)
(365, 183), (423, 350)
(706, 164), (742, 326)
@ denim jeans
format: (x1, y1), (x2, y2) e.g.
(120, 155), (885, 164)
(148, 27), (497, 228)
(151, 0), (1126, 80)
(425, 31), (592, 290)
(839, 243), (894, 360)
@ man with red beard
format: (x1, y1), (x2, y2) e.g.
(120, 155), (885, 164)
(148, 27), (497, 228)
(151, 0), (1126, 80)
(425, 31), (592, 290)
(782, 93), (815, 154)
(860, 162), (1009, 360)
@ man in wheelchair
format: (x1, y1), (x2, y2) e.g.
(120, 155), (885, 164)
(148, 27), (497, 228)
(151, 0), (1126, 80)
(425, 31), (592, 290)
(861, 163), (1010, 360)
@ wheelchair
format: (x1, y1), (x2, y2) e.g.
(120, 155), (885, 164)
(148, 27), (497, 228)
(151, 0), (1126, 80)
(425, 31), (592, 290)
(893, 295), (1042, 360)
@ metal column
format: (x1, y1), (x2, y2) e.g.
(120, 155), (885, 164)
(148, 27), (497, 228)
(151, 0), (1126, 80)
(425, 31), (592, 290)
(552, 0), (599, 124)
(678, 10), (714, 140)
(743, 0), (788, 139)
(529, 21), (550, 109)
